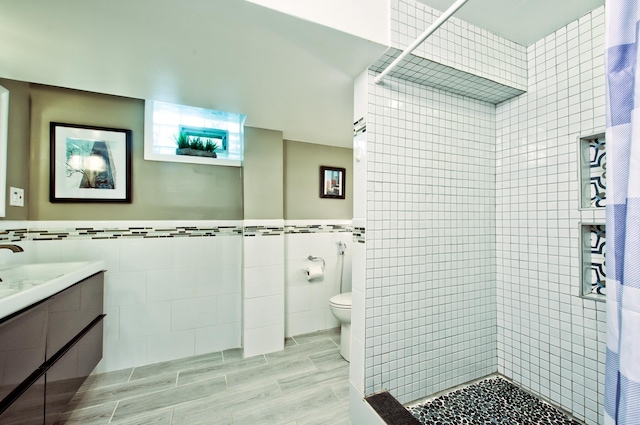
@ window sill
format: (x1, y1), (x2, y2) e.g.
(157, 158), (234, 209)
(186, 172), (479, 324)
(144, 152), (242, 167)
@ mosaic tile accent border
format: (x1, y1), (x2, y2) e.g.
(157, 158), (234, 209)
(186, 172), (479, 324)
(353, 227), (365, 244)
(2, 222), (354, 241)
(582, 224), (606, 296)
(285, 224), (351, 234)
(0, 229), (27, 243)
(0, 225), (243, 242)
(243, 226), (284, 237)
(408, 377), (583, 424)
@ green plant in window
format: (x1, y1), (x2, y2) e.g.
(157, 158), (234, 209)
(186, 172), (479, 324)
(190, 136), (205, 151)
(204, 139), (218, 152)
(174, 130), (218, 158)
(175, 130), (191, 149)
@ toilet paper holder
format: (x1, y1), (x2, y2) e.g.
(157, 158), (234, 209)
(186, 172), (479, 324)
(307, 255), (325, 271)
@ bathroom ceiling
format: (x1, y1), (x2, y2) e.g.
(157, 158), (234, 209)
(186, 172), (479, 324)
(0, 0), (605, 149)
(0, 0), (386, 148)
(418, 0), (605, 46)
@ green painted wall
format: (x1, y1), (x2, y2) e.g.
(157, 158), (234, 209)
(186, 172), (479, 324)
(1, 80), (353, 222)
(283, 140), (352, 220)
(0, 78), (30, 220)
(28, 84), (243, 220)
(243, 127), (284, 220)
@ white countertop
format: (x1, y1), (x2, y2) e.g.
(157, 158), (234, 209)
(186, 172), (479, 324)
(0, 260), (106, 320)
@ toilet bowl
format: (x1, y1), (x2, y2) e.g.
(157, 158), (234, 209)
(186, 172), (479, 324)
(329, 292), (352, 362)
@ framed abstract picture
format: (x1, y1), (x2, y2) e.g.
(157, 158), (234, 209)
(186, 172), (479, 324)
(320, 166), (346, 199)
(50, 122), (132, 203)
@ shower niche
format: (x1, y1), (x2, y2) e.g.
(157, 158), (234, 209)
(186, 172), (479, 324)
(578, 133), (606, 300)
(579, 133), (606, 209)
(580, 223), (606, 298)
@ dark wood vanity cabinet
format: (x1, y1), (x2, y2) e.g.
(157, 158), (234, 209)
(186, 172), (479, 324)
(44, 320), (104, 425)
(0, 301), (49, 425)
(0, 271), (105, 425)
(0, 377), (45, 425)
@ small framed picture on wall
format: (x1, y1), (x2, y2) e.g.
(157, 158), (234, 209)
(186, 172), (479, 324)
(320, 166), (346, 199)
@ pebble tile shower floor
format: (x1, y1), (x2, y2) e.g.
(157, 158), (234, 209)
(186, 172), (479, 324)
(407, 377), (583, 425)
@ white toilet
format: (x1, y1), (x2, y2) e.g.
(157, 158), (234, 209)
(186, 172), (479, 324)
(329, 292), (352, 362)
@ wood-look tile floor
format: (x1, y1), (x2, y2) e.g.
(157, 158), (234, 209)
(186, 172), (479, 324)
(55, 328), (351, 425)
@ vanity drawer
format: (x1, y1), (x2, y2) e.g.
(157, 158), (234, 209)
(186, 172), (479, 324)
(0, 264), (105, 425)
(0, 376), (44, 425)
(0, 301), (49, 402)
(44, 317), (104, 425)
(46, 272), (103, 359)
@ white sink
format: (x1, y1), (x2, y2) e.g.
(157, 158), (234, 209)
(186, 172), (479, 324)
(0, 262), (87, 289)
(0, 261), (106, 319)
(0, 288), (18, 298)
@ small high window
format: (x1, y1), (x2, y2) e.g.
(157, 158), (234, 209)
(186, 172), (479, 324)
(144, 100), (245, 166)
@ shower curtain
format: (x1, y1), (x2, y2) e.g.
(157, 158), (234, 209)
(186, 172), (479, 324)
(605, 0), (640, 423)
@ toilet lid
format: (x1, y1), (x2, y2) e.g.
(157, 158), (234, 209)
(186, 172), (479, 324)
(330, 292), (352, 307)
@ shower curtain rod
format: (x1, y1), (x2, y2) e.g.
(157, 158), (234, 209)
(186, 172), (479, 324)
(374, 0), (470, 84)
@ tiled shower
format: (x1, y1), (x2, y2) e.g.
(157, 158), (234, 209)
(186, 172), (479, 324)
(496, 8), (606, 423)
(351, 1), (606, 424)
(362, 74), (498, 403)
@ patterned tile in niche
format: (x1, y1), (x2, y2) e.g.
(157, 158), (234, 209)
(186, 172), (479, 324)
(407, 377), (583, 425)
(588, 225), (606, 296)
(589, 138), (606, 208)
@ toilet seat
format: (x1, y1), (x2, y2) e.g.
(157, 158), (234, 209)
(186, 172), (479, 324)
(330, 292), (352, 308)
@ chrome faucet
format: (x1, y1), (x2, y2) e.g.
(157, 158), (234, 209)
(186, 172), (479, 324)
(0, 244), (24, 253)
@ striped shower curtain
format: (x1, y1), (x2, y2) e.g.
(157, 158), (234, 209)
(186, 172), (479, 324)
(605, 0), (640, 423)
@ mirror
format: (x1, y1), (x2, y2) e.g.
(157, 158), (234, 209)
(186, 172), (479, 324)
(0, 85), (7, 217)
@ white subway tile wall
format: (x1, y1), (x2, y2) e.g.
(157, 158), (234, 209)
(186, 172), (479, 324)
(351, 77), (369, 404)
(284, 223), (353, 337)
(2, 220), (353, 371)
(0, 221), (244, 373)
(364, 71), (497, 404)
(495, 7), (606, 424)
(391, 0), (527, 91)
(243, 221), (285, 358)
(350, 217), (367, 399)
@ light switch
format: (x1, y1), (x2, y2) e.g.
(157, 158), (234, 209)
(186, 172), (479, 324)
(9, 187), (24, 207)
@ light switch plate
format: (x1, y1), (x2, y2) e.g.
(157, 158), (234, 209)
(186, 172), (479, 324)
(9, 187), (24, 207)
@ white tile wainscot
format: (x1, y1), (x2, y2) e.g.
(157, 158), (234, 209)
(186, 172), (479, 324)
(350, 218), (367, 401)
(242, 219), (285, 358)
(284, 220), (352, 338)
(0, 220), (243, 373)
(350, 73), (370, 421)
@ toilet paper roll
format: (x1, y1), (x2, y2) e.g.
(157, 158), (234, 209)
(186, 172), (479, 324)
(304, 264), (323, 281)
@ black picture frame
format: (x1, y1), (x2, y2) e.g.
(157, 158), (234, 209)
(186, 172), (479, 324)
(50, 122), (132, 203)
(320, 166), (346, 199)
